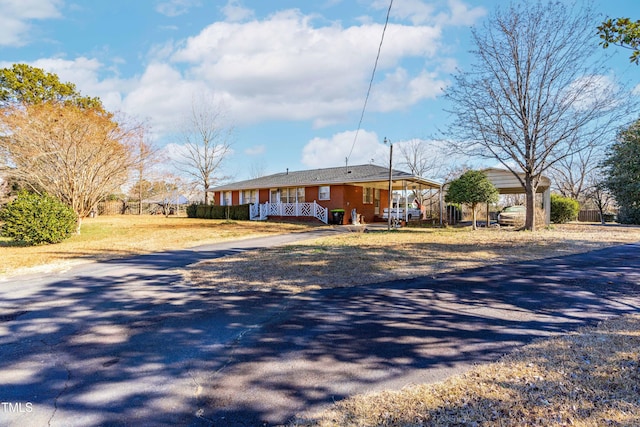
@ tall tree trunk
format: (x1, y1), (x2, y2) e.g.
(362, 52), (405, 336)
(524, 176), (536, 231)
(471, 203), (477, 230)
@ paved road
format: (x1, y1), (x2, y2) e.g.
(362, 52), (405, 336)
(0, 231), (639, 427)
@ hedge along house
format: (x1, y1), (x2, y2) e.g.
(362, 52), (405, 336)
(208, 164), (443, 225)
(483, 168), (552, 225)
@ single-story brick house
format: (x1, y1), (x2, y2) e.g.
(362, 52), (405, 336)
(208, 164), (443, 224)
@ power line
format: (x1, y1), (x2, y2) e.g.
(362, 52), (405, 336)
(346, 0), (394, 164)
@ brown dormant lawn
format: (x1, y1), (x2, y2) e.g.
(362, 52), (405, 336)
(184, 223), (640, 293)
(0, 215), (314, 277)
(3, 218), (640, 425)
(181, 222), (640, 427)
(293, 314), (640, 427)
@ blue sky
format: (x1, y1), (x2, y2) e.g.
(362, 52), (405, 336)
(1, 0), (639, 183)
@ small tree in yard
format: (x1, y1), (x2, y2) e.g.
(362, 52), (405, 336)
(445, 170), (499, 230)
(0, 191), (77, 245)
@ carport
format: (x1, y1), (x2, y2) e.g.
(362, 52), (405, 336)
(484, 168), (552, 225)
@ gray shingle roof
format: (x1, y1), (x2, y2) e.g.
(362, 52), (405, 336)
(209, 164), (441, 191)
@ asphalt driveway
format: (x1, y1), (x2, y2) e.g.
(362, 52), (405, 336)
(0, 230), (638, 427)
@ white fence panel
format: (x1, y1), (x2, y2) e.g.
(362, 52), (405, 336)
(250, 202), (328, 224)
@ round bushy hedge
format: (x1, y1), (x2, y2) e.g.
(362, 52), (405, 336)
(550, 194), (580, 224)
(0, 191), (77, 245)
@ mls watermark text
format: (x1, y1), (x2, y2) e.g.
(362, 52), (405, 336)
(1, 402), (33, 413)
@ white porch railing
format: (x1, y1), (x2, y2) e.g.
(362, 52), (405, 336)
(250, 201), (328, 224)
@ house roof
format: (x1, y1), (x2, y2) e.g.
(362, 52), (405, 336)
(210, 164), (442, 192)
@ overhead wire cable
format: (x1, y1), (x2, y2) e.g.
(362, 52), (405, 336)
(346, 0), (394, 164)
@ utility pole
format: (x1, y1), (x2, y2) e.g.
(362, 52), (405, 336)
(385, 137), (393, 231)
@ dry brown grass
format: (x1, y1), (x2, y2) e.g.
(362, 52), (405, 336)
(295, 314), (640, 427)
(3, 218), (639, 424)
(185, 223), (640, 293)
(185, 223), (640, 426)
(0, 215), (314, 277)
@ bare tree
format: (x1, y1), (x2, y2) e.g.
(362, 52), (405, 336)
(548, 145), (604, 203)
(586, 175), (615, 224)
(444, 1), (634, 230)
(397, 139), (448, 214)
(248, 159), (267, 179)
(174, 96), (233, 205)
(0, 103), (142, 232)
(132, 133), (162, 214)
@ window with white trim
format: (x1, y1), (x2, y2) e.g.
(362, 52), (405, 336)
(296, 187), (306, 203)
(241, 190), (257, 204)
(281, 188), (293, 203)
(223, 191), (232, 206)
(318, 186), (330, 200)
(363, 187), (373, 204)
(273, 187), (306, 203)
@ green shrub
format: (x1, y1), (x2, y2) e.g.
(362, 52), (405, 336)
(0, 191), (77, 245)
(618, 206), (640, 224)
(550, 194), (580, 224)
(186, 203), (199, 218)
(190, 204), (250, 220)
(228, 204), (250, 220)
(196, 205), (208, 218)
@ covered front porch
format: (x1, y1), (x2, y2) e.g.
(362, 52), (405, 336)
(250, 201), (329, 224)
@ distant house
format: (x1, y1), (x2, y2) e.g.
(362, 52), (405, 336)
(141, 193), (191, 215)
(209, 164), (442, 224)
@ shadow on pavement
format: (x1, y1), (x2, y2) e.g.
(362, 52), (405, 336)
(0, 242), (638, 426)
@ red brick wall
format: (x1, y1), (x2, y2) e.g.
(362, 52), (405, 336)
(212, 185), (391, 224)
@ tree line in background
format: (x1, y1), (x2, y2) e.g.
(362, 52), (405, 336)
(0, 63), (232, 243)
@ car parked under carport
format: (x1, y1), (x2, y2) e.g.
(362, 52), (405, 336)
(498, 205), (526, 226)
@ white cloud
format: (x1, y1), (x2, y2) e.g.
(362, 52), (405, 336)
(445, 0), (486, 26)
(375, 0), (436, 25)
(563, 74), (620, 112)
(2, 2), (484, 148)
(301, 130), (389, 169)
(221, 0), (254, 22)
(167, 10), (443, 127)
(27, 57), (131, 112)
(372, 0), (485, 26)
(0, 0), (62, 46)
(155, 0), (201, 17)
(244, 144), (265, 156)
(371, 68), (449, 111)
(120, 63), (205, 134)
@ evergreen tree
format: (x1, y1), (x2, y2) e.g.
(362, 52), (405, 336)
(445, 170), (499, 230)
(603, 119), (640, 224)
